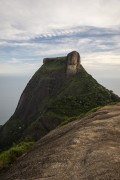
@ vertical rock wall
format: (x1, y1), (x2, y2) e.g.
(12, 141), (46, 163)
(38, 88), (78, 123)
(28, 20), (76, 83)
(66, 51), (81, 76)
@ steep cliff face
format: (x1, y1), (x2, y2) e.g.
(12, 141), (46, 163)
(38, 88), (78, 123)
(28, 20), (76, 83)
(66, 51), (81, 76)
(0, 51), (120, 150)
(0, 56), (67, 150)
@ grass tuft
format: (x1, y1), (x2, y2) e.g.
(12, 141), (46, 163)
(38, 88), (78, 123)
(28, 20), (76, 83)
(0, 142), (34, 171)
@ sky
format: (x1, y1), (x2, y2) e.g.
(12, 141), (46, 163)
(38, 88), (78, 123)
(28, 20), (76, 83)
(0, 0), (120, 124)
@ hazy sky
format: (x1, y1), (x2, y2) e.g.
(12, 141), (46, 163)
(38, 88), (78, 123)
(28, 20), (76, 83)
(0, 0), (120, 124)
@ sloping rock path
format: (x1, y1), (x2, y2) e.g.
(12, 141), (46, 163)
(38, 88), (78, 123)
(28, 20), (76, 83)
(1, 104), (120, 180)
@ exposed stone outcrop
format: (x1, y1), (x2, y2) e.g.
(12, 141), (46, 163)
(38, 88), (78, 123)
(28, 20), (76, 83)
(1, 104), (120, 180)
(43, 51), (81, 76)
(66, 51), (81, 76)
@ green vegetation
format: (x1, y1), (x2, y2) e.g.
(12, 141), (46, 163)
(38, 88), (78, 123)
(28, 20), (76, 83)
(0, 142), (34, 171)
(0, 56), (120, 151)
(44, 56), (66, 61)
(35, 56), (66, 77)
(47, 67), (120, 118)
(60, 102), (120, 127)
(85, 106), (102, 114)
(60, 106), (102, 126)
(23, 112), (66, 141)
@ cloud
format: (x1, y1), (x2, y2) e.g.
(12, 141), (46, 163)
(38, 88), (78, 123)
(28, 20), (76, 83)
(8, 58), (20, 64)
(0, 60), (41, 76)
(0, 0), (120, 41)
(0, 1), (120, 77)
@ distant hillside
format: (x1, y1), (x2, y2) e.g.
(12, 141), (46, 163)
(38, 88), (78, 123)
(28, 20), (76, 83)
(0, 51), (120, 151)
(1, 103), (120, 179)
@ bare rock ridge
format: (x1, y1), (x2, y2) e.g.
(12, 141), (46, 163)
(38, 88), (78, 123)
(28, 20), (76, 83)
(43, 51), (81, 76)
(1, 104), (120, 180)
(66, 51), (81, 76)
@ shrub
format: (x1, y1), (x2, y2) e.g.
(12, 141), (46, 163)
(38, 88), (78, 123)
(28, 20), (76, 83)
(0, 142), (34, 171)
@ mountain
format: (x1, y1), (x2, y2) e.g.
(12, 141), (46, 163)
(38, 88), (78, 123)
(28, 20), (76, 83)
(0, 51), (120, 151)
(0, 103), (120, 179)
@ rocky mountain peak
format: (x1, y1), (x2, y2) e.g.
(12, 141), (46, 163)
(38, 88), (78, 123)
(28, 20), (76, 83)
(0, 51), (120, 151)
(66, 51), (81, 76)
(67, 51), (81, 64)
(43, 51), (81, 76)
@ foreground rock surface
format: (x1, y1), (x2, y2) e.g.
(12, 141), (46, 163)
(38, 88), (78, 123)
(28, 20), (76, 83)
(1, 103), (120, 180)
